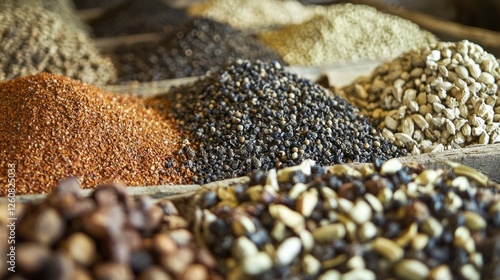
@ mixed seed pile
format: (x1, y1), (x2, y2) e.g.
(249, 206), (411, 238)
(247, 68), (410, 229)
(187, 0), (317, 29)
(110, 17), (285, 82)
(89, 0), (188, 37)
(0, 73), (191, 195)
(193, 159), (500, 279)
(0, 6), (116, 85)
(343, 40), (500, 154)
(162, 60), (406, 184)
(258, 4), (437, 66)
(0, 179), (222, 280)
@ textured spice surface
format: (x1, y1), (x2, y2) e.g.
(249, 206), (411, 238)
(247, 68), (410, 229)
(0, 73), (191, 195)
(161, 60), (406, 184)
(194, 159), (500, 279)
(342, 40), (500, 154)
(0, 180), (222, 279)
(89, 0), (188, 37)
(110, 17), (285, 82)
(188, 0), (316, 29)
(0, 6), (116, 85)
(0, 0), (88, 31)
(258, 3), (437, 66)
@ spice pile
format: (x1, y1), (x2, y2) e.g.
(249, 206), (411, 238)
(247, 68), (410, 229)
(162, 60), (406, 184)
(0, 0), (88, 31)
(1, 179), (222, 279)
(0, 6), (116, 85)
(110, 17), (285, 82)
(73, 0), (127, 9)
(187, 0), (317, 29)
(0, 73), (191, 195)
(258, 3), (437, 66)
(193, 159), (500, 279)
(89, 0), (188, 37)
(343, 40), (500, 154)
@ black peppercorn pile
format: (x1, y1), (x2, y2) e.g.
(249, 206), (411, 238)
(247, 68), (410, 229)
(2, 179), (223, 280)
(89, 0), (188, 37)
(109, 17), (285, 82)
(162, 60), (406, 184)
(193, 159), (500, 279)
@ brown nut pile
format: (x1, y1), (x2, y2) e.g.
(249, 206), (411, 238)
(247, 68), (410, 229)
(193, 159), (500, 279)
(2, 179), (222, 280)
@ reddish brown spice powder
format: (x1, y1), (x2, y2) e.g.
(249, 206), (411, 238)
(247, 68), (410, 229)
(0, 73), (191, 195)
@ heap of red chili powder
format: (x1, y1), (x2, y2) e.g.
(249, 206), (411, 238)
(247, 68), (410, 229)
(0, 73), (191, 195)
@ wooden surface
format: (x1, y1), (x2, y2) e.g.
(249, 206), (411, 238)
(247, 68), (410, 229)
(102, 61), (383, 96)
(2, 143), (498, 204)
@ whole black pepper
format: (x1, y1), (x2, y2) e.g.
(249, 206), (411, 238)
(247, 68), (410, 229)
(89, 0), (188, 37)
(163, 60), (406, 183)
(110, 17), (285, 82)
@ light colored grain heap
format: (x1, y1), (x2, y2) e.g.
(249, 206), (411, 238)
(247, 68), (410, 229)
(0, 6), (116, 85)
(187, 0), (317, 29)
(343, 40), (500, 154)
(258, 3), (437, 66)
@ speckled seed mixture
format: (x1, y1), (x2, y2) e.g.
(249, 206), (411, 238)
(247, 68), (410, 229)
(89, 0), (188, 37)
(110, 17), (285, 82)
(258, 3), (437, 66)
(0, 73), (191, 195)
(159, 60), (406, 184)
(0, 0), (89, 31)
(342, 40), (500, 154)
(0, 180), (222, 280)
(187, 0), (317, 29)
(0, 6), (116, 85)
(193, 159), (500, 279)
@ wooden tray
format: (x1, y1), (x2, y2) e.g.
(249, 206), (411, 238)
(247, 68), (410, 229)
(2, 143), (498, 205)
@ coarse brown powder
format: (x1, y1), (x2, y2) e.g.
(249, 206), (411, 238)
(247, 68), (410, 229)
(0, 73), (191, 195)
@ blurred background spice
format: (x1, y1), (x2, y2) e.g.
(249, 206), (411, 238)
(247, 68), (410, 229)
(187, 0), (317, 29)
(0, 73), (191, 195)
(0, 6), (116, 85)
(89, 0), (188, 37)
(0, 0), (89, 31)
(258, 3), (437, 66)
(109, 17), (285, 82)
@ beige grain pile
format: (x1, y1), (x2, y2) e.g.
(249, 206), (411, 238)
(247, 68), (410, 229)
(258, 3), (437, 66)
(187, 0), (317, 29)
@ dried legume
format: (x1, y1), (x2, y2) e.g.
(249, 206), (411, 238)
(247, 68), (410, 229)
(343, 40), (500, 154)
(193, 159), (500, 279)
(0, 73), (191, 195)
(1, 180), (222, 279)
